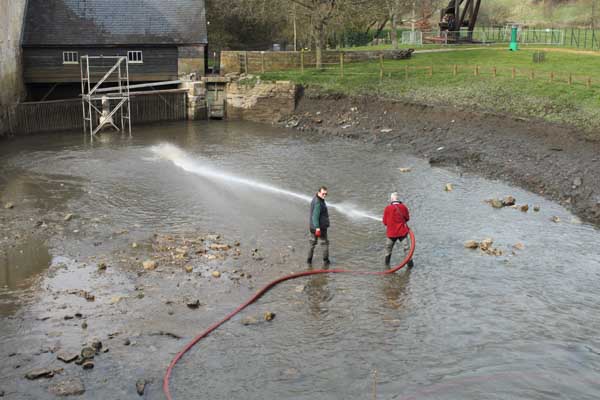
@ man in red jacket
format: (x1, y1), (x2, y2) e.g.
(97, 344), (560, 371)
(382, 192), (413, 268)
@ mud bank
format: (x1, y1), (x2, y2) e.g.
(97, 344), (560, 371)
(282, 89), (600, 227)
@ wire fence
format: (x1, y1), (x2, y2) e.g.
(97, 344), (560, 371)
(267, 56), (599, 91)
(354, 27), (600, 51)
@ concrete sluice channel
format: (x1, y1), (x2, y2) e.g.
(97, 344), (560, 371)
(1, 121), (599, 399)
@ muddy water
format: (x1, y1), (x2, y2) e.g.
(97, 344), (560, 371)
(1, 121), (599, 399)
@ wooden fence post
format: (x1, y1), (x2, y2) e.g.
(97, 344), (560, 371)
(568, 73), (573, 85)
(492, 66), (497, 78)
(300, 49), (304, 74)
(512, 67), (516, 79)
(530, 70), (535, 80)
(453, 64), (457, 77)
(428, 66), (433, 77)
(340, 52), (344, 78)
(379, 54), (384, 82)
(261, 51), (265, 74)
(587, 77), (592, 88)
(550, 71), (554, 82)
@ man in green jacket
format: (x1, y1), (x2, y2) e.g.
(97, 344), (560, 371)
(307, 186), (330, 266)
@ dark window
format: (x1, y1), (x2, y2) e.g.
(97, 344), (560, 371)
(128, 50), (143, 63)
(63, 51), (79, 64)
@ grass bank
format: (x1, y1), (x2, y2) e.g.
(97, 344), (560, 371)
(261, 48), (600, 139)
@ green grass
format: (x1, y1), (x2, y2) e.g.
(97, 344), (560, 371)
(261, 48), (600, 138)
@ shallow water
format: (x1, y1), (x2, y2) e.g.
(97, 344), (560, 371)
(1, 121), (599, 399)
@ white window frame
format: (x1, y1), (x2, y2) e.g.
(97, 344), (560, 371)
(128, 50), (143, 64)
(62, 51), (79, 64)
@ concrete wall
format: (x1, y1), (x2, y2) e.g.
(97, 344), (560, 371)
(0, 0), (28, 136)
(221, 49), (414, 75)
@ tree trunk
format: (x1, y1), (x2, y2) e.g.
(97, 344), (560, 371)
(390, 11), (399, 49)
(314, 20), (325, 69)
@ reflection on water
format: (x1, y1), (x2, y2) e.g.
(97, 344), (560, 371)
(0, 238), (51, 316)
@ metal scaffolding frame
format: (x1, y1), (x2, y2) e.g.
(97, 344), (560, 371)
(80, 55), (131, 139)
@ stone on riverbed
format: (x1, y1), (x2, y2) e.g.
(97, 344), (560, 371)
(25, 368), (54, 380)
(142, 260), (157, 270)
(464, 240), (479, 249)
(48, 377), (85, 396)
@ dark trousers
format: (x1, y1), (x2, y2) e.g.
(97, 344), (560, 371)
(308, 229), (329, 262)
(385, 235), (406, 258)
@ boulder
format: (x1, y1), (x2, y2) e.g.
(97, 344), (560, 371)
(57, 352), (79, 363)
(211, 271), (221, 278)
(520, 204), (529, 212)
(264, 311), (276, 321)
(479, 238), (494, 251)
(444, 183), (453, 192)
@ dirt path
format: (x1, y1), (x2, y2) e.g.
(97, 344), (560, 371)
(283, 89), (600, 227)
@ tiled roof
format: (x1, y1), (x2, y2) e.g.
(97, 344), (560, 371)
(22, 0), (207, 46)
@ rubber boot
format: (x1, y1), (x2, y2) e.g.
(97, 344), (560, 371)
(384, 254), (391, 267)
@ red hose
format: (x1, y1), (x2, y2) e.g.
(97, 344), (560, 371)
(163, 229), (416, 399)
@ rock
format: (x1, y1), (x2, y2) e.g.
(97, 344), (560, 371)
(211, 270), (221, 278)
(513, 243), (525, 250)
(48, 377), (85, 396)
(573, 177), (582, 188)
(241, 316), (259, 325)
(551, 216), (561, 223)
(136, 379), (146, 396)
(90, 339), (102, 352)
(234, 241), (241, 247)
(490, 199), (504, 209)
(81, 361), (94, 370)
(131, 242), (138, 248)
(533, 205), (540, 212)
(209, 244), (230, 251)
(184, 265), (193, 273)
(205, 234), (220, 241)
(123, 338), (131, 346)
(97, 263), (107, 271)
(0, 389), (4, 396)
(479, 238), (494, 251)
(81, 321), (88, 329)
(380, 128), (393, 133)
(4, 202), (14, 209)
(502, 196), (516, 206)
(206, 254), (217, 261)
(142, 260), (158, 270)
(294, 285), (305, 293)
(464, 240), (479, 249)
(520, 204), (529, 212)
(25, 368), (54, 380)
(110, 296), (124, 304)
(264, 311), (275, 321)
(398, 167), (412, 173)
(186, 300), (201, 309)
(444, 183), (453, 192)
(63, 214), (74, 221)
(57, 352), (79, 363)
(80, 347), (95, 360)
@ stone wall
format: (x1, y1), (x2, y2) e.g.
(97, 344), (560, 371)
(221, 49), (413, 75)
(226, 80), (298, 123)
(0, 0), (27, 136)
